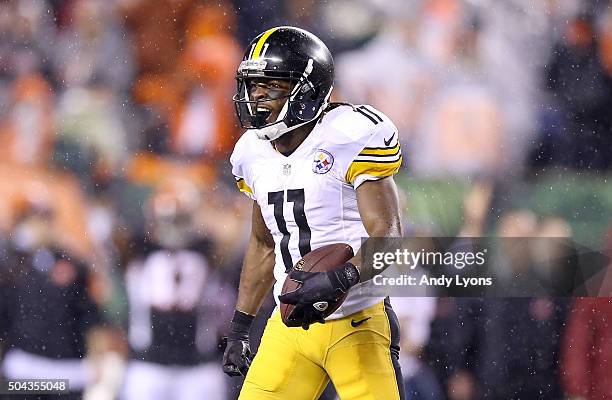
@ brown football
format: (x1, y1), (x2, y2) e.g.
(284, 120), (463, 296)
(280, 243), (354, 327)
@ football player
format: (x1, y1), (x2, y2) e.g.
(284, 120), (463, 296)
(122, 182), (230, 400)
(223, 26), (405, 399)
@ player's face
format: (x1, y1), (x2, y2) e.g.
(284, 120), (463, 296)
(247, 78), (293, 123)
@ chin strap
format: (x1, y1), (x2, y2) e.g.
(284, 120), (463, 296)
(253, 118), (312, 141)
(253, 84), (333, 141)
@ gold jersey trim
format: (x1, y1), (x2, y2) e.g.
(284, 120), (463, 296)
(345, 156), (403, 184)
(236, 177), (254, 196)
(358, 142), (400, 157)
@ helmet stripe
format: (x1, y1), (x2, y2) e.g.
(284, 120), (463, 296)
(251, 27), (279, 59)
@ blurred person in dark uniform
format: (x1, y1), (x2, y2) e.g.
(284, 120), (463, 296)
(542, 12), (612, 171)
(121, 179), (233, 400)
(427, 297), (485, 400)
(478, 212), (571, 400)
(0, 234), (13, 363)
(426, 183), (572, 400)
(426, 183), (491, 400)
(0, 197), (103, 400)
(479, 296), (569, 400)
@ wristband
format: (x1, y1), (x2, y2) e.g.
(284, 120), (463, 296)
(342, 262), (360, 287)
(328, 262), (360, 293)
(229, 310), (255, 340)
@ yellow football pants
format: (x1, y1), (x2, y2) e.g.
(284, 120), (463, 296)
(240, 299), (405, 400)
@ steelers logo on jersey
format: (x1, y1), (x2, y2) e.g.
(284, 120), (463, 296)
(312, 149), (334, 174)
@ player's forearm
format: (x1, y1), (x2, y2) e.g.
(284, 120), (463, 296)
(235, 236), (276, 315)
(353, 177), (403, 282)
(351, 221), (402, 282)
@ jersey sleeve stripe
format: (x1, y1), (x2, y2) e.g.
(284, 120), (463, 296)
(361, 141), (400, 152)
(235, 178), (254, 197)
(353, 157), (402, 164)
(345, 156), (403, 184)
(359, 145), (400, 157)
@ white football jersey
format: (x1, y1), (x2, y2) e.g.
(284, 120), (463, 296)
(230, 104), (402, 319)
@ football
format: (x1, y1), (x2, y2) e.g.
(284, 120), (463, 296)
(280, 243), (354, 327)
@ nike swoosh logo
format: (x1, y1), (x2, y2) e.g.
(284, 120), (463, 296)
(383, 133), (395, 147)
(351, 317), (371, 328)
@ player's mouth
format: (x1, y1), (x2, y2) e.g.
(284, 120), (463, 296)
(256, 106), (273, 122)
(251, 105), (274, 127)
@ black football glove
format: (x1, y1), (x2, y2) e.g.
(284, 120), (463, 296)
(222, 310), (254, 377)
(278, 262), (360, 330)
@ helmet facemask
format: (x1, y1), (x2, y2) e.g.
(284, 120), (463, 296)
(233, 58), (333, 141)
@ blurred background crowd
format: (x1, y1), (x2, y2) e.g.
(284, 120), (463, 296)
(0, 0), (611, 399)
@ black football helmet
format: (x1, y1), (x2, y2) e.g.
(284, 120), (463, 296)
(233, 26), (334, 140)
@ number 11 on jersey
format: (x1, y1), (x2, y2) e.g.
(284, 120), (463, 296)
(268, 189), (311, 271)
